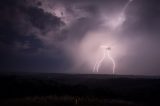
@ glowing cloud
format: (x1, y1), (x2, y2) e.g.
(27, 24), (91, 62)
(103, 0), (134, 30)
(92, 0), (133, 74)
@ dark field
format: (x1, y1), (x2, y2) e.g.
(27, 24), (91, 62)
(0, 73), (160, 106)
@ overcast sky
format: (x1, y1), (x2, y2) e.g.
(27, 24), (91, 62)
(0, 0), (160, 75)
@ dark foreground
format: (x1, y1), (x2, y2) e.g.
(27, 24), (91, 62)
(0, 73), (160, 106)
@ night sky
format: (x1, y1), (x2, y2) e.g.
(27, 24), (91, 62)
(0, 0), (160, 75)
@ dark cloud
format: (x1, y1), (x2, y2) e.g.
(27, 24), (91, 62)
(0, 0), (68, 71)
(123, 0), (160, 37)
(0, 0), (65, 49)
(26, 6), (64, 33)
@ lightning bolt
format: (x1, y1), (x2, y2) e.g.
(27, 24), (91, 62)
(122, 0), (134, 12)
(95, 49), (106, 72)
(107, 50), (116, 74)
(93, 46), (116, 74)
(93, 0), (133, 74)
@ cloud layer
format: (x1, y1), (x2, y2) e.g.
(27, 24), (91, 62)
(0, 0), (160, 75)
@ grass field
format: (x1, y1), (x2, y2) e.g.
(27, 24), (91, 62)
(0, 73), (160, 106)
(0, 96), (143, 106)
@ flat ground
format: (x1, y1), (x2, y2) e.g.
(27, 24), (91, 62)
(0, 73), (160, 106)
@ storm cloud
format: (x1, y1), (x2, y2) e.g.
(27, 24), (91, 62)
(0, 0), (160, 75)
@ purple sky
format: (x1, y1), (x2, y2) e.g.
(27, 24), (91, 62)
(0, 0), (160, 75)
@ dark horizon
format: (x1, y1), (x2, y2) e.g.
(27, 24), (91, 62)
(1, 71), (160, 79)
